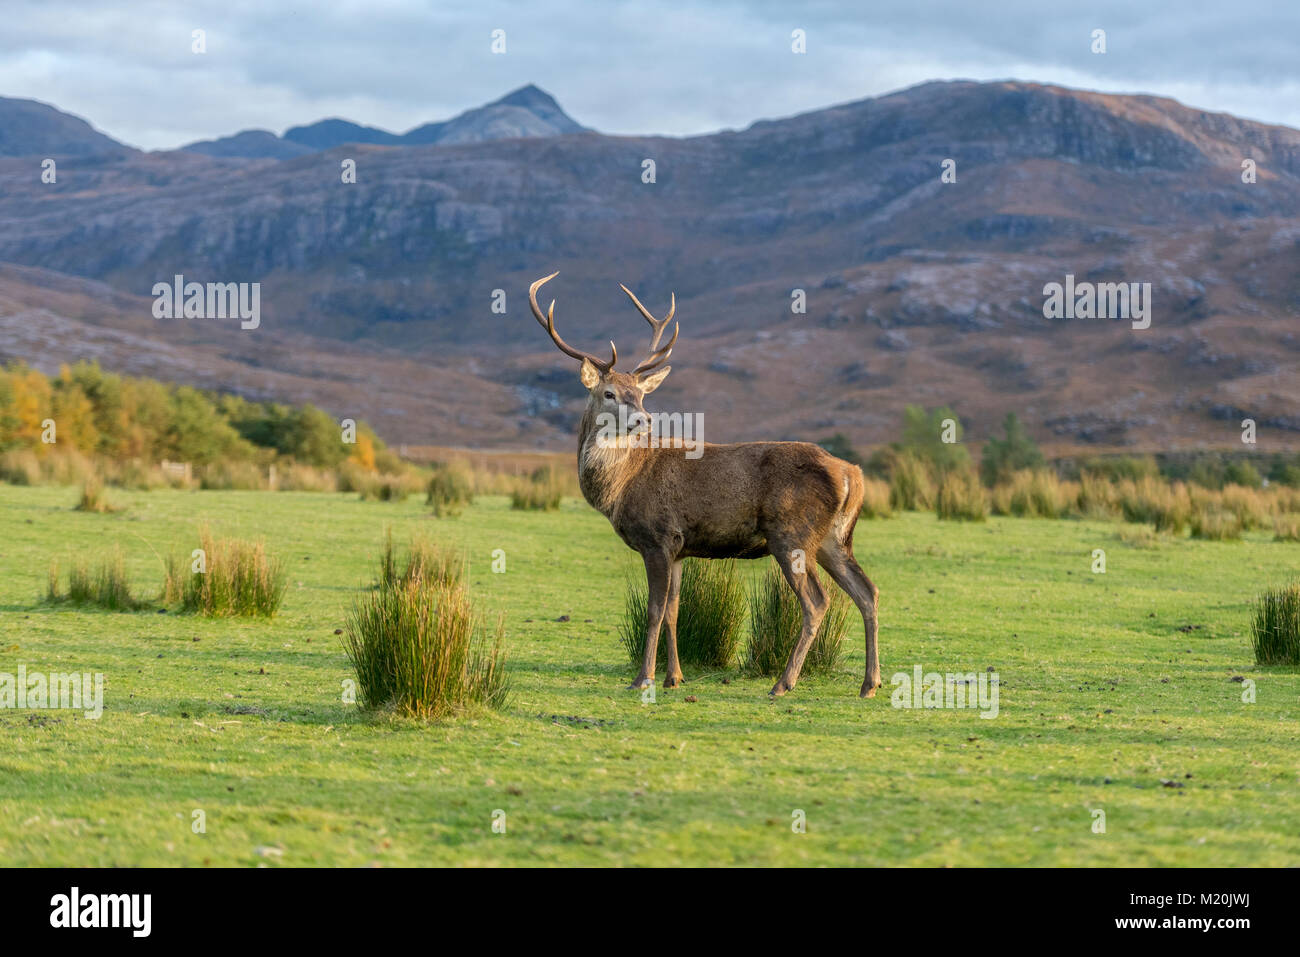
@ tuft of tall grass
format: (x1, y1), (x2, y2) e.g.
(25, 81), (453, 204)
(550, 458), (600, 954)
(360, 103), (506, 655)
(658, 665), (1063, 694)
(74, 477), (118, 513)
(1250, 583), (1300, 665)
(860, 476), (893, 519)
(426, 462), (474, 516)
(888, 453), (935, 511)
(510, 465), (564, 511)
(0, 449), (42, 486)
(743, 561), (849, 677)
(46, 547), (140, 611)
(1190, 507), (1243, 541)
(378, 529), (464, 589)
(618, 558), (747, 668)
(342, 575), (507, 718)
(935, 470), (988, 521)
(360, 471), (424, 502)
(991, 469), (1069, 518)
(163, 530), (287, 617)
(1076, 472), (1121, 518)
(199, 460), (266, 491)
(1117, 476), (1191, 534)
(1273, 515), (1300, 542)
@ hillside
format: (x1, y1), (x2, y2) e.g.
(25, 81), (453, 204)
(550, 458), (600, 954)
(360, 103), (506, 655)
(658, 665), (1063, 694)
(0, 79), (1297, 451)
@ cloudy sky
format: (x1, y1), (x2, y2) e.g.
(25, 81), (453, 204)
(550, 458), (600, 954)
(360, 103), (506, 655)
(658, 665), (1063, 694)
(4, 0), (1298, 150)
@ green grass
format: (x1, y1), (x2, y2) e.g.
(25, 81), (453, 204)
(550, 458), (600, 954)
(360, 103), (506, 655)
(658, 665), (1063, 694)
(1, 484), (1298, 866)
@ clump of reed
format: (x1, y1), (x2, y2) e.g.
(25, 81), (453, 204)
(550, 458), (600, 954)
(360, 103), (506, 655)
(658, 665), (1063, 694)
(343, 544), (506, 718)
(935, 470), (988, 521)
(510, 465), (564, 511)
(743, 561), (849, 677)
(163, 529), (287, 617)
(46, 546), (141, 611)
(1249, 582), (1300, 665)
(618, 558), (747, 669)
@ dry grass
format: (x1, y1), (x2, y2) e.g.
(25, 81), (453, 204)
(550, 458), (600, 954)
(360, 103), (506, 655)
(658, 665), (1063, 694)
(343, 565), (507, 718)
(860, 476), (893, 519)
(935, 470), (988, 521)
(46, 546), (141, 611)
(991, 469), (1071, 518)
(163, 529), (287, 617)
(743, 562), (850, 678)
(888, 454), (935, 511)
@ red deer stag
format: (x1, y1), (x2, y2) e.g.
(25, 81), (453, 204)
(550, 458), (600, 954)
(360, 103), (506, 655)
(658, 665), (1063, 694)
(529, 272), (881, 697)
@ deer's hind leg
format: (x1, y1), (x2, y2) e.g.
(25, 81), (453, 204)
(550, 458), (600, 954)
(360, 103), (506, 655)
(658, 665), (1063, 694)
(817, 538), (881, 698)
(661, 559), (684, 688)
(769, 544), (830, 698)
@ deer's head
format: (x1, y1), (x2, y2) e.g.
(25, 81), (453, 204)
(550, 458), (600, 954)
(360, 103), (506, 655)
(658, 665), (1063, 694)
(529, 272), (676, 438)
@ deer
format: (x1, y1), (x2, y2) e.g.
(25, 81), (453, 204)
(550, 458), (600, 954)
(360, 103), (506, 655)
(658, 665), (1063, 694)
(529, 272), (881, 698)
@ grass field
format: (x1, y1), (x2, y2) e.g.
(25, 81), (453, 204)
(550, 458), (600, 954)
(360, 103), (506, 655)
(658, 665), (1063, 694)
(1, 483), (1298, 867)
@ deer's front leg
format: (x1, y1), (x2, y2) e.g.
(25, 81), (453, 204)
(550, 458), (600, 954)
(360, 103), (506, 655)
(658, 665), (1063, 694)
(629, 551), (672, 690)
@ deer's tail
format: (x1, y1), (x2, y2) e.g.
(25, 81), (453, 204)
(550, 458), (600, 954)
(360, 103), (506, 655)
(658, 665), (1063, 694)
(833, 464), (865, 548)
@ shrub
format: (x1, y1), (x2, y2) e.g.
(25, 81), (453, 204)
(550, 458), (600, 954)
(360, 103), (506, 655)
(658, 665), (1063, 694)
(888, 453), (935, 511)
(859, 476), (893, 519)
(1076, 472), (1121, 519)
(992, 469), (1068, 518)
(277, 463), (338, 492)
(743, 561), (849, 678)
(980, 412), (1044, 486)
(46, 547), (141, 611)
(1250, 583), (1300, 665)
(935, 470), (988, 521)
(510, 466), (563, 511)
(0, 449), (41, 485)
(342, 575), (507, 718)
(1190, 507), (1243, 541)
(378, 530), (463, 590)
(199, 460), (266, 491)
(1118, 476), (1190, 533)
(361, 471), (424, 502)
(1273, 515), (1300, 542)
(1218, 484), (1272, 530)
(426, 462), (474, 516)
(163, 530), (287, 617)
(74, 477), (118, 513)
(618, 558), (747, 668)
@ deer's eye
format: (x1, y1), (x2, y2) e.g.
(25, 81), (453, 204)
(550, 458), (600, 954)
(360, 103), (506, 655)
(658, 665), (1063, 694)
(604, 391), (615, 400)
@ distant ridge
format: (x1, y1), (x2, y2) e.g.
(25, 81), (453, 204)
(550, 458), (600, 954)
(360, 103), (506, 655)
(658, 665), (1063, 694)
(178, 84), (586, 158)
(0, 96), (133, 157)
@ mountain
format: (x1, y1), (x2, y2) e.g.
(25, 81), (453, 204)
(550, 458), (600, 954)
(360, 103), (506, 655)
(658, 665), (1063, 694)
(283, 119), (402, 149)
(179, 84), (586, 158)
(182, 129), (314, 160)
(0, 96), (132, 157)
(2, 79), (1298, 451)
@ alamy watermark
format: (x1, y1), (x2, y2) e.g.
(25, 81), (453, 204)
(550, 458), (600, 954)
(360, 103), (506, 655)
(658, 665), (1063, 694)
(595, 408), (705, 459)
(891, 665), (999, 719)
(152, 274), (260, 329)
(1, 666), (103, 719)
(1042, 273), (1151, 329)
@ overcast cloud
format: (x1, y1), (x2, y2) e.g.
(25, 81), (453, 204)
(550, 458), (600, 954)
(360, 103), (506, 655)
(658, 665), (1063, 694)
(3, 0), (1298, 150)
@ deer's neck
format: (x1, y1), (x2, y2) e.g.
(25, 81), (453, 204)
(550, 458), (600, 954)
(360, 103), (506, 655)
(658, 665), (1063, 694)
(577, 407), (645, 519)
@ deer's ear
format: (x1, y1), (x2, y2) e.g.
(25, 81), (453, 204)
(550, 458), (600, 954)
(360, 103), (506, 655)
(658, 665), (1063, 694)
(637, 366), (671, 394)
(579, 358), (601, 389)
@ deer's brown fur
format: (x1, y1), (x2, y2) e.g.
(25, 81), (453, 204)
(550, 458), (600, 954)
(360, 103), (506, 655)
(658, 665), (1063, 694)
(531, 274), (881, 697)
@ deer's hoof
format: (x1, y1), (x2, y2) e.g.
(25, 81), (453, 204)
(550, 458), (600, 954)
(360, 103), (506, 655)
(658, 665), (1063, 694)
(769, 681), (790, 698)
(663, 673), (684, 689)
(628, 677), (654, 690)
(859, 683), (879, 699)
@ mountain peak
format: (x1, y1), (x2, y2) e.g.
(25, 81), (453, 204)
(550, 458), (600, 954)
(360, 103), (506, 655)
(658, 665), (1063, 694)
(0, 96), (132, 157)
(177, 83), (584, 157)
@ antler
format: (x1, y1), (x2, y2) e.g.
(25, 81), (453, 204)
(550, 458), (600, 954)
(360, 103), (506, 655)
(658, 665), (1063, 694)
(529, 272), (617, 373)
(619, 284), (678, 375)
